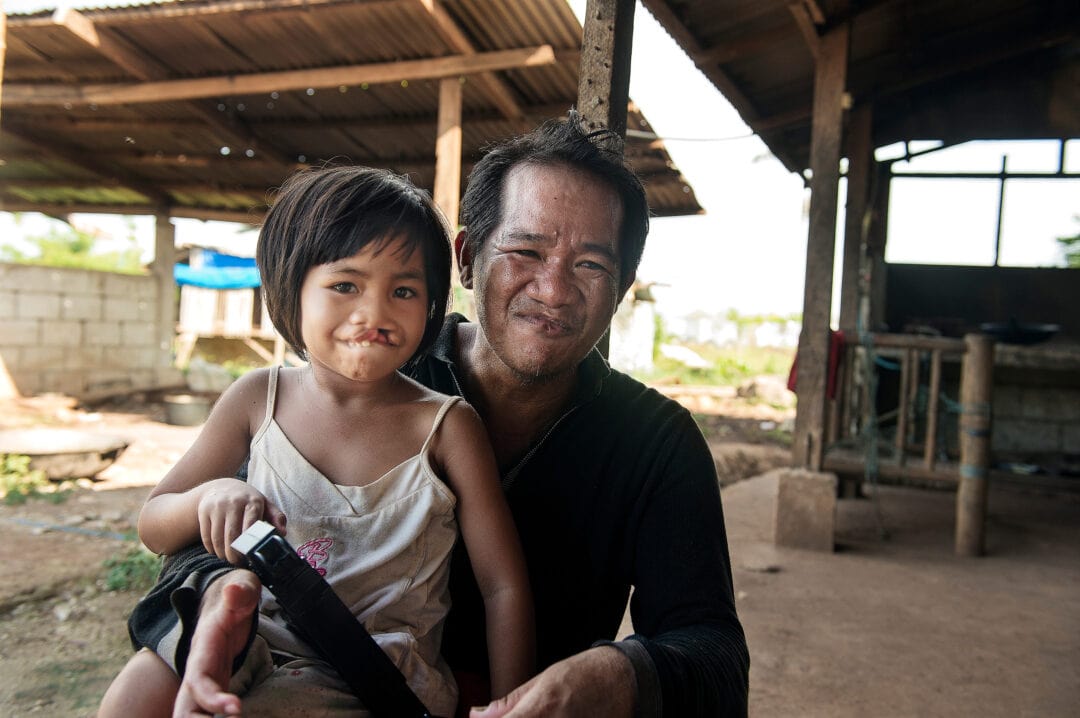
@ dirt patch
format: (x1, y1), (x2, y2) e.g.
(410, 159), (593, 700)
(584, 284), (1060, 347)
(0, 394), (199, 717)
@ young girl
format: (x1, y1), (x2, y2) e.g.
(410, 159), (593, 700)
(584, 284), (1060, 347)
(119, 166), (533, 717)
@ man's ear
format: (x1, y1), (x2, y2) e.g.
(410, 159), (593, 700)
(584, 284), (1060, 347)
(455, 230), (474, 289)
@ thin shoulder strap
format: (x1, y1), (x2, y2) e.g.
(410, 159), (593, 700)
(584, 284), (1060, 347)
(253, 365), (281, 438)
(420, 395), (462, 455)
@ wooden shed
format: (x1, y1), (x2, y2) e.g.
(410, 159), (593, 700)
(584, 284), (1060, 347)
(642, 0), (1079, 553)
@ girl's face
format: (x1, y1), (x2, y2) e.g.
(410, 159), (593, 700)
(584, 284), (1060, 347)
(299, 236), (429, 384)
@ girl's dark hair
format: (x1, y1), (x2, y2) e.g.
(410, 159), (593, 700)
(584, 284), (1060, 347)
(459, 109), (650, 294)
(256, 165), (452, 364)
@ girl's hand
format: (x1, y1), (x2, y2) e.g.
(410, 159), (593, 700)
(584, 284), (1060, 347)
(196, 478), (287, 564)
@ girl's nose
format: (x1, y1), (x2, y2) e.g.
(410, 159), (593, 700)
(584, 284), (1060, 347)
(349, 296), (384, 325)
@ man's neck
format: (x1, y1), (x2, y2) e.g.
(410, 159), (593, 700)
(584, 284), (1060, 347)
(455, 322), (579, 469)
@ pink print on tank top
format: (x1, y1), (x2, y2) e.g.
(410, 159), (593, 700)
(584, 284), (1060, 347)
(296, 537), (334, 576)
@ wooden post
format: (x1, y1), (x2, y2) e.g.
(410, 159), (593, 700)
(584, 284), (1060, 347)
(895, 348), (911, 465)
(0, 6), (7, 122)
(924, 349), (943, 470)
(838, 103), (872, 334)
(576, 0), (635, 357)
(576, 0), (635, 137)
(792, 22), (849, 470)
(153, 214), (178, 378)
(434, 76), (463, 229)
(956, 333), (994, 557)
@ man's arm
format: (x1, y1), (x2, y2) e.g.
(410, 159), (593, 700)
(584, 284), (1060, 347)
(616, 410), (749, 715)
(467, 406), (748, 718)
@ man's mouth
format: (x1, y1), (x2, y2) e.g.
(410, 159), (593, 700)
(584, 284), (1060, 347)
(518, 312), (575, 336)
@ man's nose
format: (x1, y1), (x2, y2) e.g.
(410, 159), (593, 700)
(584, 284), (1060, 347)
(529, 260), (576, 307)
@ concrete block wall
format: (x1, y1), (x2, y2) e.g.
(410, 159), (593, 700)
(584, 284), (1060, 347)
(992, 384), (1080, 455)
(0, 263), (180, 400)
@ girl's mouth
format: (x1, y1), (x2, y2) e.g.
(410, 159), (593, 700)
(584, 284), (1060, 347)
(353, 328), (389, 347)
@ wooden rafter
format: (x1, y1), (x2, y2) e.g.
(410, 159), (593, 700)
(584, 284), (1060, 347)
(3, 45), (558, 107)
(415, 0), (526, 122)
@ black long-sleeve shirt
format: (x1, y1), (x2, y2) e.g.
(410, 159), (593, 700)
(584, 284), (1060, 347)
(418, 316), (748, 716)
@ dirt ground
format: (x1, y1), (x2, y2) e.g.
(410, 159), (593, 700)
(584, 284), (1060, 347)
(1, 389), (1077, 716)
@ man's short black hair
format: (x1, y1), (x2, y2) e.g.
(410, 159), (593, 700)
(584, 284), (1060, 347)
(459, 109), (650, 294)
(257, 165), (452, 363)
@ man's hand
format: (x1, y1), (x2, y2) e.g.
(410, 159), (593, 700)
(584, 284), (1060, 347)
(469, 646), (635, 718)
(173, 569), (261, 718)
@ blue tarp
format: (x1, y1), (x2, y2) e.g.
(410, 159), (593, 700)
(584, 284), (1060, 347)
(174, 264), (261, 289)
(175, 250), (261, 289)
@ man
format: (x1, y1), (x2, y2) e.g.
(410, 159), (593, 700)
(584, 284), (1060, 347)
(103, 111), (749, 717)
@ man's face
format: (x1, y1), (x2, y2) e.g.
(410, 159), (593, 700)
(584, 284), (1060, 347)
(461, 162), (626, 383)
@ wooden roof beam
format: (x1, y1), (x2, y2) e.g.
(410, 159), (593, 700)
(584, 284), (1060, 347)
(693, 25), (793, 66)
(50, 8), (298, 168)
(0, 198), (265, 224)
(51, 7), (167, 79)
(788, 1), (821, 59)
(415, 0), (526, 121)
(3, 45), (558, 107)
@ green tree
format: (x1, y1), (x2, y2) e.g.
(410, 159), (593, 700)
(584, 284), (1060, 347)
(0, 219), (144, 274)
(1058, 216), (1080, 268)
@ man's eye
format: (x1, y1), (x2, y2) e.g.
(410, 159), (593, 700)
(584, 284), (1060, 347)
(331, 282), (356, 293)
(511, 249), (540, 259)
(579, 260), (613, 274)
(393, 287), (418, 299)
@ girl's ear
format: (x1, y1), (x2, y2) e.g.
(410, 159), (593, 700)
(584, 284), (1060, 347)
(455, 230), (474, 289)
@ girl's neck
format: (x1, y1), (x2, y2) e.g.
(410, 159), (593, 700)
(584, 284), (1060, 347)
(301, 362), (408, 410)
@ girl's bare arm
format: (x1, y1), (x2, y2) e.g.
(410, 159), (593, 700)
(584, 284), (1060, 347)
(436, 402), (535, 699)
(138, 369), (282, 562)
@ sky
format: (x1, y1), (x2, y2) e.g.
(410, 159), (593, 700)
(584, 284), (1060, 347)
(3, 0), (1077, 321)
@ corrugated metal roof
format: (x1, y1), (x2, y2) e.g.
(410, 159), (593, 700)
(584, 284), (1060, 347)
(640, 0), (1079, 173)
(1, 0), (704, 223)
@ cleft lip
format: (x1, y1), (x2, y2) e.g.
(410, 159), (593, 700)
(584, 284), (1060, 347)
(350, 328), (392, 346)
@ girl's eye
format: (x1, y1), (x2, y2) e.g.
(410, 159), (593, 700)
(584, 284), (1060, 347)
(393, 287), (418, 299)
(331, 282), (356, 293)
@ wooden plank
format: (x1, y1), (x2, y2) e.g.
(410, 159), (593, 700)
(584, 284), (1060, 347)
(577, 0), (635, 137)
(3, 45), (557, 107)
(792, 22), (849, 470)
(434, 76), (463, 228)
(867, 333), (966, 353)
